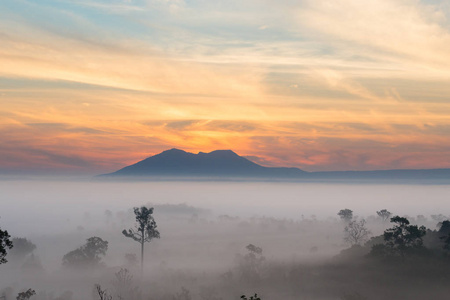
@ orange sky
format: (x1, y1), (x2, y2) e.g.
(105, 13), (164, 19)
(1, 0), (450, 174)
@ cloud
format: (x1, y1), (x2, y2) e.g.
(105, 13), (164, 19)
(1, 0), (450, 173)
(68, 1), (145, 13)
(296, 0), (450, 72)
(26, 123), (109, 135)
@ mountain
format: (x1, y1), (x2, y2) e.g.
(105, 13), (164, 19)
(100, 148), (307, 178)
(98, 148), (450, 181)
(310, 168), (450, 180)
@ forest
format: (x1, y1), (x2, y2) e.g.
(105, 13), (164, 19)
(1, 204), (450, 300)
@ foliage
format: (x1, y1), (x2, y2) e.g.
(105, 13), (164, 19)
(370, 216), (426, 258)
(16, 289), (36, 300)
(237, 244), (265, 283)
(441, 233), (450, 252)
(62, 237), (108, 268)
(437, 220), (450, 252)
(438, 220), (450, 235)
(376, 209), (392, 222)
(337, 209), (353, 223)
(122, 207), (160, 243)
(122, 206), (160, 272)
(344, 219), (371, 246)
(240, 294), (261, 300)
(10, 238), (36, 260)
(0, 226), (13, 264)
(431, 214), (448, 223)
(246, 244), (262, 255)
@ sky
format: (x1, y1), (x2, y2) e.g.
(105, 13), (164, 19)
(1, 0), (450, 175)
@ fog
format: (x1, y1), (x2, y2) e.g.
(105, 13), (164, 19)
(1, 179), (450, 300)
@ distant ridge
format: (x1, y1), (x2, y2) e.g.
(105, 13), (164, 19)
(100, 148), (307, 178)
(98, 148), (450, 181)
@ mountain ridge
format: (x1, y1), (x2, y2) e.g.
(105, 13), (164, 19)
(98, 148), (450, 181)
(101, 148), (307, 178)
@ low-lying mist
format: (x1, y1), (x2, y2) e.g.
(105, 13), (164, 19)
(1, 179), (450, 300)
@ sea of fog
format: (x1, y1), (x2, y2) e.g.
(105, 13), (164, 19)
(1, 179), (449, 237)
(1, 179), (450, 299)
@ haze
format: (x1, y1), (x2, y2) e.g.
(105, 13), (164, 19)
(2, 179), (450, 299)
(2, 0), (450, 299)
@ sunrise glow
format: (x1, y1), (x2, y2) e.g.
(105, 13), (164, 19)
(1, 0), (450, 174)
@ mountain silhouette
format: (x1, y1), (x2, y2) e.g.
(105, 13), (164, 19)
(99, 148), (450, 181)
(100, 148), (306, 178)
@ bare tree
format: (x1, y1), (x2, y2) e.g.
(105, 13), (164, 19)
(112, 268), (141, 300)
(344, 219), (371, 246)
(95, 285), (112, 300)
(122, 207), (160, 275)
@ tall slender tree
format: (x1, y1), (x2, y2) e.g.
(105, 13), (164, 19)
(122, 207), (160, 275)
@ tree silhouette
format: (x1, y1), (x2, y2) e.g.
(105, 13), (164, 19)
(438, 220), (450, 252)
(10, 238), (36, 260)
(376, 209), (392, 222)
(62, 237), (108, 268)
(95, 285), (112, 300)
(371, 216), (426, 258)
(338, 209), (353, 223)
(241, 294), (261, 300)
(237, 244), (265, 282)
(112, 268), (141, 300)
(442, 233), (450, 252)
(122, 206), (160, 274)
(344, 219), (371, 246)
(0, 226), (13, 264)
(16, 289), (35, 300)
(438, 220), (450, 235)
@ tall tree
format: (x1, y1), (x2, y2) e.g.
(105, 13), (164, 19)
(122, 207), (160, 274)
(0, 226), (13, 264)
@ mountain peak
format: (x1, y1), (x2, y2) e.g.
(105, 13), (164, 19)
(101, 148), (306, 178)
(163, 148), (186, 154)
